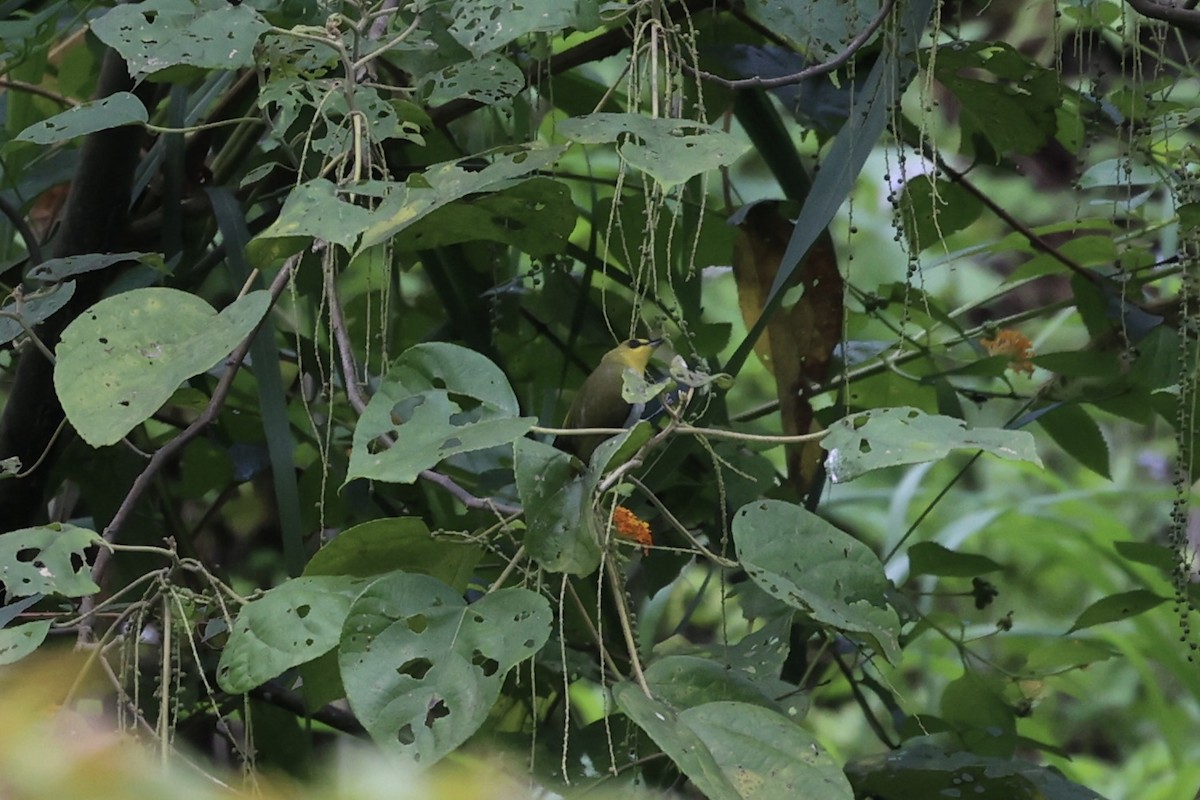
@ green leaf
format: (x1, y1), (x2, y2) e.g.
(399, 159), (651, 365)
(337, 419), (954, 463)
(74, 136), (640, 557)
(426, 53), (524, 105)
(929, 42), (1060, 159)
(357, 146), (565, 252)
(908, 542), (1003, 578)
(557, 113), (748, 187)
(514, 438), (602, 575)
(16, 93), (147, 144)
(733, 500), (901, 662)
(347, 343), (535, 484)
(389, 178), (576, 256)
(679, 702), (855, 800)
(27, 252), (164, 283)
(1022, 638), (1116, 675)
(448, 0), (598, 56)
(1067, 590), (1167, 633)
(1113, 540), (1175, 571)
(0, 281), (76, 347)
(304, 517), (482, 592)
(823, 407), (1042, 483)
(847, 742), (1107, 799)
(248, 179), (374, 264)
(899, 175), (983, 253)
(1179, 201), (1200, 233)
(1035, 403), (1110, 478)
(612, 684), (741, 800)
(0, 524), (102, 598)
(940, 673), (1016, 757)
(216, 576), (365, 694)
(645, 656), (782, 713)
(55, 288), (271, 447)
(742, 0), (882, 57)
(339, 573), (551, 766)
(0, 620), (51, 665)
(91, 0), (269, 80)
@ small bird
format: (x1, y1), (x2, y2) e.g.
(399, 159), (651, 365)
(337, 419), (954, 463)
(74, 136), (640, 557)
(560, 338), (662, 463)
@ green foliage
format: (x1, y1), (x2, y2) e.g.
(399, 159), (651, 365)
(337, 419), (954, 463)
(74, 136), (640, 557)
(1, 0), (1197, 795)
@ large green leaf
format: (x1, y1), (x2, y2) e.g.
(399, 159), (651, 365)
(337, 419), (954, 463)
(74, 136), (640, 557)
(732, 500), (901, 662)
(1067, 590), (1167, 633)
(357, 146), (565, 251)
(847, 742), (1106, 799)
(557, 113), (748, 188)
(304, 517), (482, 592)
(448, 0), (598, 56)
(0, 620), (51, 665)
(91, 0), (268, 80)
(216, 576), (366, 694)
(1036, 403), (1111, 478)
(928, 41), (1060, 159)
(612, 684), (740, 800)
(426, 52), (524, 105)
(0, 524), (102, 598)
(388, 178), (576, 256)
(742, 0), (882, 57)
(908, 542), (1003, 578)
(55, 288), (270, 447)
(680, 702), (854, 800)
(347, 343), (535, 484)
(16, 93), (147, 144)
(514, 438), (601, 575)
(822, 407), (1042, 483)
(339, 573), (551, 766)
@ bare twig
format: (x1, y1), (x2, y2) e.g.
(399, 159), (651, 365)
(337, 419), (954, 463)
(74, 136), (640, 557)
(605, 558), (652, 697)
(683, 0), (895, 90)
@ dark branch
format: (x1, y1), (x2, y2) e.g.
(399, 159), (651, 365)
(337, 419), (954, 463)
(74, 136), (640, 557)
(684, 0), (895, 90)
(1123, 0), (1200, 32)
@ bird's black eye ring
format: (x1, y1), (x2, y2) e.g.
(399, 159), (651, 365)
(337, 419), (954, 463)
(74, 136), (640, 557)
(626, 339), (639, 348)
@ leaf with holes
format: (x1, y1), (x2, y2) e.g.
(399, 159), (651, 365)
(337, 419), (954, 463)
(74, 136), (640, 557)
(357, 146), (565, 252)
(247, 178), (374, 265)
(16, 93), (147, 144)
(0, 281), (76, 347)
(216, 576), (367, 694)
(339, 572), (551, 766)
(447, 0), (598, 56)
(823, 407), (1041, 483)
(91, 0), (268, 80)
(733, 500), (901, 662)
(0, 524), (102, 598)
(54, 288), (270, 447)
(0, 621), (51, 665)
(347, 343), (535, 484)
(557, 113), (748, 188)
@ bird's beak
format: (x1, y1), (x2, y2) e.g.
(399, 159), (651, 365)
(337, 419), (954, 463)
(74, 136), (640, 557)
(647, 337), (664, 347)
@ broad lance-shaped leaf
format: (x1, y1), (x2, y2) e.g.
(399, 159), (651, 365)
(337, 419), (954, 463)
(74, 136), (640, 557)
(732, 500), (901, 662)
(55, 287), (270, 447)
(216, 575), (367, 694)
(613, 685), (853, 800)
(16, 93), (147, 144)
(357, 146), (565, 252)
(339, 573), (551, 766)
(0, 621), (51, 665)
(557, 113), (747, 187)
(823, 407), (1041, 484)
(0, 524), (102, 598)
(303, 517), (482, 592)
(0, 281), (75, 347)
(347, 343), (535, 484)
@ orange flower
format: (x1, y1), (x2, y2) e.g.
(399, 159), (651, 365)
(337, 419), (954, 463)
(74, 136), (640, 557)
(981, 329), (1035, 375)
(613, 506), (652, 555)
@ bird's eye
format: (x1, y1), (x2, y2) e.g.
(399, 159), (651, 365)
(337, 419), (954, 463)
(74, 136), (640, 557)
(626, 339), (639, 348)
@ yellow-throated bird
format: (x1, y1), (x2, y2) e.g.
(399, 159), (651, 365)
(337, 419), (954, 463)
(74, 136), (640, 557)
(560, 338), (662, 463)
